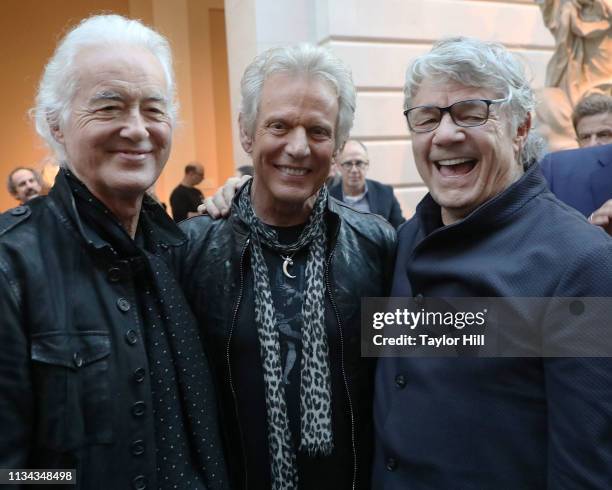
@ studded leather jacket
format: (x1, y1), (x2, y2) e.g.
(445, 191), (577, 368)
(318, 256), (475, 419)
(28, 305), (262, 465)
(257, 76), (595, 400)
(175, 197), (397, 490)
(0, 173), (203, 490)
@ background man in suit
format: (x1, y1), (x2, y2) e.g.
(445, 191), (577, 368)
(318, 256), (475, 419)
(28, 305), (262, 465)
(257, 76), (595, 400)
(540, 143), (612, 235)
(329, 139), (405, 228)
(572, 93), (612, 148)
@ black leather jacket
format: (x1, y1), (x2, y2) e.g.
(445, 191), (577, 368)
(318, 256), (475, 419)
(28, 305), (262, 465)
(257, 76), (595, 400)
(0, 175), (189, 489)
(175, 197), (396, 490)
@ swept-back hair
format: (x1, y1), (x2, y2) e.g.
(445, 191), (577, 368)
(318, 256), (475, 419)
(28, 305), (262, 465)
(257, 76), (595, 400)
(33, 14), (177, 163)
(572, 92), (612, 131)
(240, 43), (356, 152)
(404, 36), (544, 165)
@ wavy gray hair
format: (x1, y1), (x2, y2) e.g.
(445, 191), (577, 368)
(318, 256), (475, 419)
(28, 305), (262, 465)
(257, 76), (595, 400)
(404, 36), (544, 166)
(240, 43), (356, 152)
(33, 14), (177, 164)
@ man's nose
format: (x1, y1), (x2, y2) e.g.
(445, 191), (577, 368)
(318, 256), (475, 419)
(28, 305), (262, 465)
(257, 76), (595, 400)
(120, 109), (148, 141)
(286, 127), (310, 159)
(432, 113), (465, 145)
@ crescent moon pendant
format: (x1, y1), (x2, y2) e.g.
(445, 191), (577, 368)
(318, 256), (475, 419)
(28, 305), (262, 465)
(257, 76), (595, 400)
(282, 256), (296, 279)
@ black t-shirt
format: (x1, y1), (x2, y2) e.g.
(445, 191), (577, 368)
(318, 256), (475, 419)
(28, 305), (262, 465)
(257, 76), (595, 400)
(169, 184), (203, 222)
(232, 223), (353, 490)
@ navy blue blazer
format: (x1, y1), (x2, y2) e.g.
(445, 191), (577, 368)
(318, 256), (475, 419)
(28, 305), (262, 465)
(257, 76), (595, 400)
(540, 143), (612, 216)
(329, 179), (405, 228)
(375, 165), (612, 489)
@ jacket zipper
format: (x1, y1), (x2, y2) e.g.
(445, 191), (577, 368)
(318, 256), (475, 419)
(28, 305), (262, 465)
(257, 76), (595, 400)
(227, 237), (250, 489)
(325, 230), (358, 490)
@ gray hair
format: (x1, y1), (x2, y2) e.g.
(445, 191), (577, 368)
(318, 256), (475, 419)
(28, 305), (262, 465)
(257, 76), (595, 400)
(33, 14), (177, 164)
(404, 37), (543, 166)
(240, 43), (356, 152)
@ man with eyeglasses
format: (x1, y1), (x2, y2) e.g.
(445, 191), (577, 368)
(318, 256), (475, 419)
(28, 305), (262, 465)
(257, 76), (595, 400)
(374, 37), (612, 489)
(329, 139), (405, 228)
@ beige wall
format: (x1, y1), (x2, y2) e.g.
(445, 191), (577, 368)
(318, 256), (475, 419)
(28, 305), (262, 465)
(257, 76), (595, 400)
(224, 0), (556, 218)
(0, 0), (233, 212)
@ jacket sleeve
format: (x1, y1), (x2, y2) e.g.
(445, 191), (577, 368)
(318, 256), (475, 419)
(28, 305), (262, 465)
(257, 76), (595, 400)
(388, 192), (406, 229)
(545, 240), (612, 488)
(0, 261), (32, 474)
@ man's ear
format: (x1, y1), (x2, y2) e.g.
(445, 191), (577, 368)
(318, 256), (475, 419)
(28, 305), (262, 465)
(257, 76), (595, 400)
(49, 117), (64, 144)
(239, 114), (253, 154)
(513, 112), (531, 155)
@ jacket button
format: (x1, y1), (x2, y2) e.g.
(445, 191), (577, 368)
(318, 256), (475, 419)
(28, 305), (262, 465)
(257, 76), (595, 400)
(107, 267), (122, 282)
(132, 401), (146, 417)
(10, 206), (27, 216)
(132, 475), (147, 489)
(117, 298), (131, 312)
(395, 374), (406, 388)
(125, 329), (138, 345)
(73, 352), (83, 368)
(414, 293), (424, 306)
(131, 439), (145, 456)
(386, 457), (397, 471)
(133, 367), (146, 383)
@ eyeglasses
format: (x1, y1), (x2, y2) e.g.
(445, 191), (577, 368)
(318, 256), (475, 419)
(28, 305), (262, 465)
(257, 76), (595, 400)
(340, 159), (369, 170)
(404, 98), (507, 133)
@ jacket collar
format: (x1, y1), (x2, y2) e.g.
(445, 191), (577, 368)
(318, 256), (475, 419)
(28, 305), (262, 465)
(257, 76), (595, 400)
(48, 168), (186, 256)
(415, 162), (547, 237)
(229, 181), (342, 245)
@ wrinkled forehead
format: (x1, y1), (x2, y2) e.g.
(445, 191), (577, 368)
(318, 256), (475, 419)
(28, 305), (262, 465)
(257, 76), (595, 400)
(12, 169), (36, 184)
(71, 44), (169, 102)
(411, 77), (498, 106)
(339, 141), (368, 162)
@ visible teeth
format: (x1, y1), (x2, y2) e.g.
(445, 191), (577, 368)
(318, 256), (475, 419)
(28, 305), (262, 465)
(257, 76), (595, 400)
(278, 166), (307, 176)
(436, 158), (474, 166)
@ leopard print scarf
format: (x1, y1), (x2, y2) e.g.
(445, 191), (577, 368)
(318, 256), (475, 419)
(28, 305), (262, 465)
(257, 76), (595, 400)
(234, 180), (333, 490)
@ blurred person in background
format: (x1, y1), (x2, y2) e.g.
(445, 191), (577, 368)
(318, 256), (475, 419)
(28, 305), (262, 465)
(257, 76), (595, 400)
(6, 167), (43, 205)
(170, 162), (205, 221)
(329, 139), (405, 228)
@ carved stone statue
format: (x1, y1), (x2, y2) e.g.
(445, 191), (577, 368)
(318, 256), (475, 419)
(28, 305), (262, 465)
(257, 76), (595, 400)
(535, 0), (612, 151)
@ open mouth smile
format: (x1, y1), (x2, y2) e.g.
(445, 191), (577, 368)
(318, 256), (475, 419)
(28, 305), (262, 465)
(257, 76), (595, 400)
(434, 157), (477, 177)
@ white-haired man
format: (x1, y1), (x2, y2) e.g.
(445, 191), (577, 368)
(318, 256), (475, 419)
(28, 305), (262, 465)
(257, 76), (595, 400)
(0, 15), (228, 489)
(375, 37), (612, 489)
(174, 44), (396, 490)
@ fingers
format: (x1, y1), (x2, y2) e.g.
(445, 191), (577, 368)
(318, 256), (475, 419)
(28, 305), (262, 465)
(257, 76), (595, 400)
(197, 175), (252, 220)
(220, 177), (242, 212)
(589, 199), (612, 235)
(199, 197), (223, 219)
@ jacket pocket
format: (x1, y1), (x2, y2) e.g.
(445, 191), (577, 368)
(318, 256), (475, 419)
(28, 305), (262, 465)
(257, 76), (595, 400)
(31, 331), (113, 451)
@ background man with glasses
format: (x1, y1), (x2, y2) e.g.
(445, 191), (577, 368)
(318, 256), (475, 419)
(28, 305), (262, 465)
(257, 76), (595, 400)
(329, 139), (405, 228)
(374, 36), (612, 489)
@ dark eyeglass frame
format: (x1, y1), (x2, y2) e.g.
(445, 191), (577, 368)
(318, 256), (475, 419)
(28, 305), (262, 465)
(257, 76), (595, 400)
(339, 159), (369, 170)
(403, 98), (508, 133)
